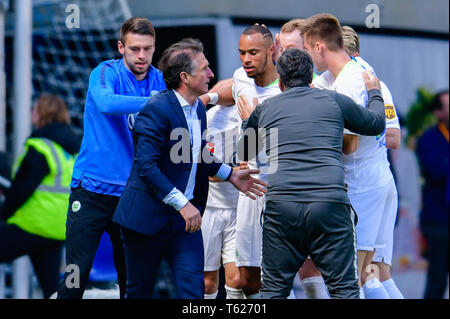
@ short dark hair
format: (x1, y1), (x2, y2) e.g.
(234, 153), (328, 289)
(242, 25), (273, 47)
(120, 17), (155, 44)
(276, 48), (313, 89)
(158, 38), (204, 90)
(430, 89), (449, 111)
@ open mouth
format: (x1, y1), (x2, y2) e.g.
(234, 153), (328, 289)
(244, 66), (255, 73)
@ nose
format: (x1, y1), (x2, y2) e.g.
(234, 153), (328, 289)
(138, 49), (146, 59)
(244, 53), (252, 64)
(208, 68), (214, 79)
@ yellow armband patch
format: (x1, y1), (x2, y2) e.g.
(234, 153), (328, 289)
(385, 104), (396, 119)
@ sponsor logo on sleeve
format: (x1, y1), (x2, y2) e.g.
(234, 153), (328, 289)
(385, 104), (396, 119)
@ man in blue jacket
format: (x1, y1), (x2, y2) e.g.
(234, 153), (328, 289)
(113, 38), (267, 299)
(417, 90), (449, 299)
(57, 17), (166, 299)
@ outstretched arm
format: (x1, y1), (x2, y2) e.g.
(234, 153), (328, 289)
(89, 64), (156, 115)
(199, 78), (235, 106)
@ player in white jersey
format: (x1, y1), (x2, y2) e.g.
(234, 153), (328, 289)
(231, 25), (281, 299)
(202, 98), (247, 299)
(303, 13), (396, 298)
(341, 26), (404, 298)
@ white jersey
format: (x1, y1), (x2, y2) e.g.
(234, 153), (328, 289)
(313, 59), (399, 194)
(232, 67), (282, 181)
(205, 105), (241, 209)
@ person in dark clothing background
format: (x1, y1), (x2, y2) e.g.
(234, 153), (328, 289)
(0, 94), (81, 299)
(237, 48), (386, 299)
(0, 151), (11, 202)
(416, 89), (449, 299)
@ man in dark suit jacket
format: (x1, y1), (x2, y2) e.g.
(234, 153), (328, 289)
(113, 38), (266, 299)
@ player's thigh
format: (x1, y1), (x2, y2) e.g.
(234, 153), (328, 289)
(375, 180), (398, 250)
(202, 206), (225, 272)
(235, 194), (264, 267)
(222, 208), (237, 266)
(350, 190), (385, 251)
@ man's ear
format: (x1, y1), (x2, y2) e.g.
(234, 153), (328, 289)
(118, 41), (125, 55)
(315, 41), (322, 53)
(180, 71), (189, 85)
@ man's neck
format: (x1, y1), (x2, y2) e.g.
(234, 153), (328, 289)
(175, 87), (197, 106)
(326, 50), (352, 79)
(254, 63), (278, 87)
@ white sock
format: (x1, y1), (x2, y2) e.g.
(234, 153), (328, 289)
(359, 287), (365, 299)
(287, 289), (296, 299)
(225, 285), (245, 299)
(363, 278), (390, 299)
(204, 291), (218, 299)
(245, 292), (261, 299)
(382, 278), (404, 299)
(301, 276), (330, 299)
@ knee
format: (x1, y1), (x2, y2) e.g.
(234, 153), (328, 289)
(204, 277), (219, 294)
(371, 261), (391, 282)
(225, 272), (241, 289)
(239, 275), (261, 292)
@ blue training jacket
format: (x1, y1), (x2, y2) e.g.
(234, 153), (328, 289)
(71, 59), (166, 196)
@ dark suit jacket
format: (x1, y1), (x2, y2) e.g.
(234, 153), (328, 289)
(113, 90), (223, 235)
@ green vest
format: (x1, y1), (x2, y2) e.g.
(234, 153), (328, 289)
(7, 138), (76, 240)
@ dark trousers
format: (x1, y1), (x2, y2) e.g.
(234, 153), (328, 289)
(56, 186), (126, 299)
(261, 200), (360, 299)
(421, 222), (449, 299)
(121, 222), (204, 299)
(0, 222), (63, 299)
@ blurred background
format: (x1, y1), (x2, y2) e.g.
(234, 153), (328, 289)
(0, 0), (448, 299)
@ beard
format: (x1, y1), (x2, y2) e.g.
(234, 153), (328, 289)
(246, 55), (268, 79)
(124, 56), (150, 76)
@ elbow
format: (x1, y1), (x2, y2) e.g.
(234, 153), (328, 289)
(375, 119), (386, 136)
(386, 139), (400, 150)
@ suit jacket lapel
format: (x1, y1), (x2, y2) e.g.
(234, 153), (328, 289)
(167, 90), (189, 130)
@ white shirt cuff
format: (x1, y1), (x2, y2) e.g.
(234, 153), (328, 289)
(162, 187), (189, 211)
(343, 128), (360, 136)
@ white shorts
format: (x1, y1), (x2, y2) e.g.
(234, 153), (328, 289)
(235, 192), (265, 267)
(350, 179), (398, 252)
(372, 183), (398, 266)
(201, 206), (237, 271)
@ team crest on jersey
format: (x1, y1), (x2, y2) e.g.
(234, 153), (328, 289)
(127, 112), (139, 131)
(385, 104), (396, 119)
